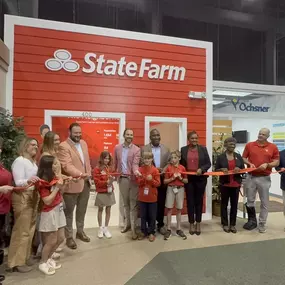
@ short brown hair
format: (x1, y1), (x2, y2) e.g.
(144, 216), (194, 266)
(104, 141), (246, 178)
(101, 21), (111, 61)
(142, 152), (153, 159)
(224, 137), (237, 145)
(187, 131), (198, 140)
(170, 150), (181, 158)
(123, 128), (133, 136)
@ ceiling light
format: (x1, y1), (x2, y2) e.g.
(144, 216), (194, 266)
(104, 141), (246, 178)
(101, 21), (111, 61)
(212, 100), (224, 105)
(213, 90), (252, 97)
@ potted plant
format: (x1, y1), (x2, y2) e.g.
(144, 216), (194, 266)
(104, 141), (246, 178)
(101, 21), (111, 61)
(0, 109), (25, 170)
(0, 109), (25, 247)
(212, 133), (224, 217)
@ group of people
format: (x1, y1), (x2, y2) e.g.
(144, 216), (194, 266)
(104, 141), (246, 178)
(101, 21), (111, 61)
(0, 122), (281, 276)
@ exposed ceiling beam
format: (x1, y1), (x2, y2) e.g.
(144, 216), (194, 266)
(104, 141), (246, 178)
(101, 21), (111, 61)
(162, 1), (278, 32)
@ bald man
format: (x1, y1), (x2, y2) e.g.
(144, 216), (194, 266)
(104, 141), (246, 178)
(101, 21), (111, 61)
(242, 128), (279, 233)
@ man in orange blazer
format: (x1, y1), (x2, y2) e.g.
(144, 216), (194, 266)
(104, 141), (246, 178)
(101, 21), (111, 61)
(114, 128), (141, 240)
(58, 123), (91, 249)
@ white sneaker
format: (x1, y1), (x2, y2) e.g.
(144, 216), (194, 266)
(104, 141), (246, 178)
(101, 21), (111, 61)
(55, 247), (63, 253)
(39, 262), (55, 275)
(103, 227), (112, 239)
(51, 252), (60, 260)
(98, 227), (104, 239)
(48, 258), (62, 270)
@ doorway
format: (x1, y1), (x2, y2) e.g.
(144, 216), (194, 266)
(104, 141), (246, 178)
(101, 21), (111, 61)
(45, 110), (126, 227)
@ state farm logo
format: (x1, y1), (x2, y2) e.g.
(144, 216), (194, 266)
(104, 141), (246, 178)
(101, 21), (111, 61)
(44, 49), (187, 81)
(45, 49), (80, 72)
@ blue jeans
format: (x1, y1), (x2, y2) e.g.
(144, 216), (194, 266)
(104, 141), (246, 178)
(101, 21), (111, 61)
(140, 202), (157, 235)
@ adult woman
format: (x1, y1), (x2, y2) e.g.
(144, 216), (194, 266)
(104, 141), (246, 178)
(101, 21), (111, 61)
(7, 137), (40, 273)
(180, 131), (211, 235)
(215, 137), (245, 233)
(0, 137), (14, 248)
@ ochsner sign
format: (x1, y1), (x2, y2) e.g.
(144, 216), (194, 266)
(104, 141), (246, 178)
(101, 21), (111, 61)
(45, 49), (186, 81)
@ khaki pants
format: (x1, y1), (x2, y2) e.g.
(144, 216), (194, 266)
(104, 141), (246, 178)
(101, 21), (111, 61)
(63, 181), (90, 239)
(7, 190), (39, 268)
(118, 177), (138, 232)
(245, 175), (271, 225)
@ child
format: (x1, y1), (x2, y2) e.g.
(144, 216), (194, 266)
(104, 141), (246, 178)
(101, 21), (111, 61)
(164, 150), (188, 240)
(37, 155), (66, 275)
(93, 151), (116, 239)
(136, 152), (160, 242)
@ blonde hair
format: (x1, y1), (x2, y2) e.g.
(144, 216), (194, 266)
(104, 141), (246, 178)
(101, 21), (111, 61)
(170, 150), (181, 158)
(18, 137), (38, 158)
(142, 152), (154, 159)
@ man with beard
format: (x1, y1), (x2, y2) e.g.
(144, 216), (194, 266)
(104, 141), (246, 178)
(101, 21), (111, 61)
(141, 129), (170, 234)
(58, 123), (91, 249)
(114, 128), (141, 240)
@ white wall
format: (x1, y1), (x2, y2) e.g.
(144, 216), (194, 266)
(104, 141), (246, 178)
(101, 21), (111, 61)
(232, 118), (283, 197)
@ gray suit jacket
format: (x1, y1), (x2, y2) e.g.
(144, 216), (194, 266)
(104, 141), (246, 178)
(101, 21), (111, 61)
(141, 143), (170, 169)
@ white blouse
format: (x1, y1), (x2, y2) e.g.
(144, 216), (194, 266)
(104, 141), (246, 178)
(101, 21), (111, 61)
(12, 156), (38, 186)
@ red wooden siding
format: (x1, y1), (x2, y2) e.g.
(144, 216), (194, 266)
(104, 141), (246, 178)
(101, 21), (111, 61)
(13, 25), (207, 146)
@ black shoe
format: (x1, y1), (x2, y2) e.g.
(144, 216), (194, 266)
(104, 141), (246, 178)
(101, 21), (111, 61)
(230, 226), (237, 234)
(176, 230), (187, 240)
(243, 204), (257, 231)
(189, 223), (195, 235)
(223, 226), (230, 233)
(164, 230), (171, 240)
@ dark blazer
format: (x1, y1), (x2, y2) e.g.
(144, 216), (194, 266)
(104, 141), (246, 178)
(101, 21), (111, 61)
(180, 145), (211, 180)
(215, 152), (245, 185)
(275, 149), (285, 190)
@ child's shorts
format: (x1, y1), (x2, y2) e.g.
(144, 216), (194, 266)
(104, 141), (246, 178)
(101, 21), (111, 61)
(165, 186), (185, 210)
(39, 203), (66, 232)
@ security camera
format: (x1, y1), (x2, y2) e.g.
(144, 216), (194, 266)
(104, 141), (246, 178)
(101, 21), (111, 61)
(188, 91), (206, 99)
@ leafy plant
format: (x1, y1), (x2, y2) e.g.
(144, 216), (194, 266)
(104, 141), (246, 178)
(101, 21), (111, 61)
(212, 133), (224, 201)
(0, 109), (25, 170)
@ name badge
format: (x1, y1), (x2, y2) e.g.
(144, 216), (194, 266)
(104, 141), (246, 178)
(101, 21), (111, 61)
(144, 188), (149, 195)
(107, 186), (112, 193)
(173, 187), (179, 194)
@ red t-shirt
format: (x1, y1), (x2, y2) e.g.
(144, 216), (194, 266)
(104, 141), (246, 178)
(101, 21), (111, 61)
(0, 165), (12, 214)
(38, 179), (62, 212)
(136, 166), (160, 203)
(187, 148), (199, 171)
(93, 166), (114, 193)
(224, 159), (240, 188)
(165, 164), (187, 187)
(242, 141), (279, 176)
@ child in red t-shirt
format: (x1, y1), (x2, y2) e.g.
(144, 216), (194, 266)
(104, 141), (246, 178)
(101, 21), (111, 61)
(37, 155), (66, 276)
(135, 152), (160, 242)
(93, 151), (116, 239)
(164, 150), (188, 240)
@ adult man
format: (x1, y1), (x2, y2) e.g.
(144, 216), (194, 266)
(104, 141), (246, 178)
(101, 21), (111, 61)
(141, 129), (170, 234)
(114, 128), (140, 240)
(242, 128), (279, 233)
(58, 123), (91, 249)
(35, 124), (50, 163)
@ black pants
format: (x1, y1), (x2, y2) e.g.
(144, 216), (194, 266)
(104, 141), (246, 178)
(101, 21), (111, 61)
(156, 180), (167, 229)
(140, 202), (157, 235)
(185, 177), (207, 224)
(220, 186), (240, 226)
(0, 214), (6, 248)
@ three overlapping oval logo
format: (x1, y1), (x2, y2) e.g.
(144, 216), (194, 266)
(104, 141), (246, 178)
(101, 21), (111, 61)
(45, 49), (80, 72)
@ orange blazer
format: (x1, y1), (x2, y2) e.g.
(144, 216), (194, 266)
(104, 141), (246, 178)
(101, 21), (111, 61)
(58, 138), (91, 194)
